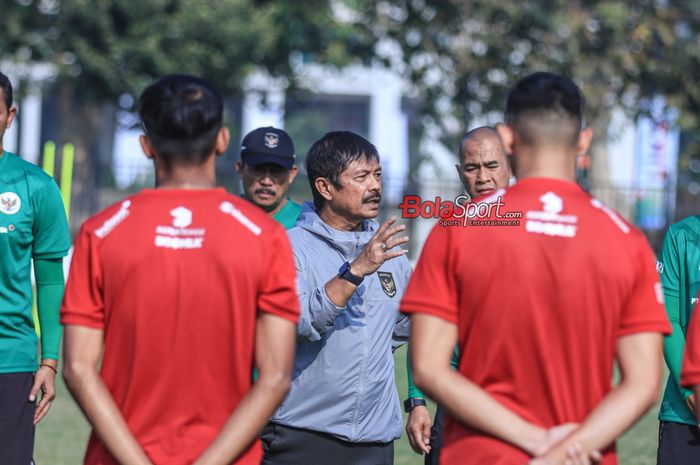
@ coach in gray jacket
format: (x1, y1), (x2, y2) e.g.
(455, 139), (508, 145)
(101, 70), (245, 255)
(262, 131), (411, 465)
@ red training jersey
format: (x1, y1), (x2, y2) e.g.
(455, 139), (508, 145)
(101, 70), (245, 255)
(681, 293), (700, 388)
(401, 178), (670, 465)
(61, 188), (299, 465)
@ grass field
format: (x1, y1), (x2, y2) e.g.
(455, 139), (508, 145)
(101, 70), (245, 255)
(35, 345), (661, 465)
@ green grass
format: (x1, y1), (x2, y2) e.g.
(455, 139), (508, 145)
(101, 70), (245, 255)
(34, 347), (661, 465)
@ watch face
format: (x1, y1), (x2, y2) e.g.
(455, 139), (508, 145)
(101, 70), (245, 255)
(339, 261), (350, 275)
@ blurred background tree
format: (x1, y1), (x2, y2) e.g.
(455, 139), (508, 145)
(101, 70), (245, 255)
(3, 0), (700, 228)
(0, 0), (374, 217)
(348, 0), (700, 190)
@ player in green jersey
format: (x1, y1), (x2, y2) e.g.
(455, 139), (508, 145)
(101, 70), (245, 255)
(0, 71), (71, 465)
(657, 216), (700, 464)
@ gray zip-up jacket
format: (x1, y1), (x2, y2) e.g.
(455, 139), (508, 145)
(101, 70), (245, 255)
(271, 202), (411, 443)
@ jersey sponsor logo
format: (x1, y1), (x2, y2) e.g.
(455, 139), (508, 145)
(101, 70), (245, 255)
(219, 201), (262, 236)
(154, 235), (204, 249)
(95, 200), (131, 238)
(378, 271), (397, 298)
(525, 221), (577, 238)
(171, 206), (192, 228)
(656, 260), (664, 274)
(0, 192), (21, 215)
(155, 206), (206, 250)
(525, 192), (578, 238)
(540, 192), (563, 213)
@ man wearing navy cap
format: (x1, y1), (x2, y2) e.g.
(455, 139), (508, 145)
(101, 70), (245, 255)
(236, 127), (302, 229)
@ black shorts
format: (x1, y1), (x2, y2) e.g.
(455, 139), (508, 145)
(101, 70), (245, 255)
(657, 420), (700, 465)
(0, 372), (36, 465)
(261, 422), (394, 465)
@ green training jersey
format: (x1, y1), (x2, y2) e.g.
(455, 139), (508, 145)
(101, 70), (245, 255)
(658, 215), (700, 425)
(273, 198), (302, 230)
(0, 151), (70, 373)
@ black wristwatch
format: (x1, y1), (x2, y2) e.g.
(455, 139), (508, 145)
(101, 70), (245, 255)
(338, 261), (364, 286)
(404, 397), (427, 413)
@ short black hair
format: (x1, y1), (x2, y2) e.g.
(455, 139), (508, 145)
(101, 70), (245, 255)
(0, 71), (13, 110)
(505, 72), (584, 147)
(138, 74), (223, 165)
(305, 131), (380, 210)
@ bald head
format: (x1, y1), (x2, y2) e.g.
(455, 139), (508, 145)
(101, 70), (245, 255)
(456, 126), (511, 198)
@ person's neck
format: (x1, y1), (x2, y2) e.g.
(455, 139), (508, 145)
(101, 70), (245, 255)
(267, 196), (289, 217)
(318, 205), (363, 231)
(513, 145), (577, 182)
(155, 160), (217, 189)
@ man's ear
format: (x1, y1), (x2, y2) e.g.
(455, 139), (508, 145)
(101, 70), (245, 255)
(214, 127), (230, 157)
(235, 160), (244, 175)
(576, 127), (593, 156)
(496, 123), (515, 155)
(314, 177), (334, 202)
(139, 135), (156, 160)
(6, 106), (16, 129)
(288, 165), (299, 184)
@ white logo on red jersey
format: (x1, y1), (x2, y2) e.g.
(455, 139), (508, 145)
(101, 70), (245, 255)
(525, 192), (578, 238)
(0, 192), (21, 215)
(540, 192), (563, 213)
(155, 206), (205, 250)
(95, 200), (131, 238)
(591, 199), (630, 234)
(219, 201), (262, 236)
(171, 206), (192, 228)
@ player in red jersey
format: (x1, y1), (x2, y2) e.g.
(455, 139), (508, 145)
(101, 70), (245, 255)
(402, 72), (670, 465)
(60, 74), (299, 465)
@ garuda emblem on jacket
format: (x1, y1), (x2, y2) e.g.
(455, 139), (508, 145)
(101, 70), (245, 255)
(377, 271), (396, 298)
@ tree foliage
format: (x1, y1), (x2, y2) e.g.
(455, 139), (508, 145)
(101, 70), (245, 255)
(347, 0), (700, 152)
(1, 0), (371, 103)
(4, 0), (700, 188)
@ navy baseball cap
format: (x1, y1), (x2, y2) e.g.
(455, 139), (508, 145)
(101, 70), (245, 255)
(240, 127), (295, 169)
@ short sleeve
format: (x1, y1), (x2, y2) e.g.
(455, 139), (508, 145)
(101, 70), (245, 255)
(617, 236), (672, 337)
(682, 297), (700, 387)
(659, 226), (681, 298)
(32, 180), (70, 259)
(257, 225), (300, 323)
(400, 223), (458, 323)
(60, 224), (105, 328)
